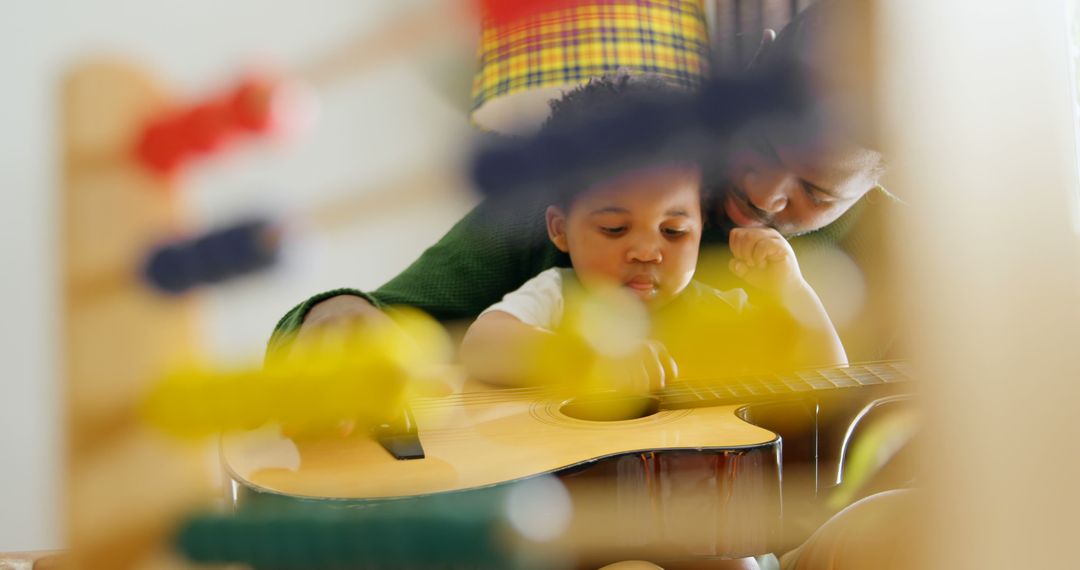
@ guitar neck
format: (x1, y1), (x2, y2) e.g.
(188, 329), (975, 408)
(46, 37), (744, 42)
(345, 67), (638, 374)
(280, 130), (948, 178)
(660, 361), (912, 408)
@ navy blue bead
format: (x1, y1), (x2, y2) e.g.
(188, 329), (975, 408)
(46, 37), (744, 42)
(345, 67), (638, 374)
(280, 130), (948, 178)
(143, 218), (280, 295)
(144, 244), (200, 294)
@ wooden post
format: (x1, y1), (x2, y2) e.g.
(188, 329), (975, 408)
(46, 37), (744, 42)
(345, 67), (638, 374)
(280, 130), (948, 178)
(61, 61), (208, 570)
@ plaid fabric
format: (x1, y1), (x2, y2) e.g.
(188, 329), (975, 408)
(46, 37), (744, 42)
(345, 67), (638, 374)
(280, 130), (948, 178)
(471, 0), (710, 112)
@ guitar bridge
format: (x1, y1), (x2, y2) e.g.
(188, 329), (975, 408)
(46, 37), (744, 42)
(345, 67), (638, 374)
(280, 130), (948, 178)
(374, 407), (425, 460)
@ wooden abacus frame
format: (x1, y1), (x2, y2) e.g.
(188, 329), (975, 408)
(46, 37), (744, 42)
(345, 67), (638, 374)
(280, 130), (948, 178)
(61, 61), (209, 570)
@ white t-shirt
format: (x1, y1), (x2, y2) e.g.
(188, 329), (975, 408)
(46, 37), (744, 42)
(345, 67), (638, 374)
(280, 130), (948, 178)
(480, 267), (749, 329)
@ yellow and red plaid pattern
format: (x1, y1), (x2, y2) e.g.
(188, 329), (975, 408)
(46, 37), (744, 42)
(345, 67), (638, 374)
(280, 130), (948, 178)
(471, 0), (710, 113)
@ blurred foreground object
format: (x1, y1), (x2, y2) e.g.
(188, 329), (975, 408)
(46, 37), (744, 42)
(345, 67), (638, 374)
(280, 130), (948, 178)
(179, 486), (512, 568)
(471, 65), (808, 203)
(877, 0), (1080, 568)
(181, 474), (766, 569)
(144, 307), (451, 438)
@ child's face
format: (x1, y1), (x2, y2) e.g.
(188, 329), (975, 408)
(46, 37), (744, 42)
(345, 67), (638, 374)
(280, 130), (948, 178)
(546, 165), (703, 309)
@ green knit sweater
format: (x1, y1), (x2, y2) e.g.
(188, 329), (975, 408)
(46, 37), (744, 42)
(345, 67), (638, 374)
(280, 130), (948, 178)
(269, 189), (898, 359)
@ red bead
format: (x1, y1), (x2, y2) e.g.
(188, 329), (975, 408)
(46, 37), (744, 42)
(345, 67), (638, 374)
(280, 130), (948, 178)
(178, 100), (235, 153)
(134, 116), (189, 175)
(134, 74), (298, 175)
(229, 78), (277, 133)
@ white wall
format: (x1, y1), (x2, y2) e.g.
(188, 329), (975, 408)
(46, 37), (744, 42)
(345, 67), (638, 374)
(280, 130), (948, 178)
(0, 0), (477, 551)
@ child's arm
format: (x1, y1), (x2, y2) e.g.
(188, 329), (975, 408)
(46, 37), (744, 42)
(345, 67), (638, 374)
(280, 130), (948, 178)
(460, 267), (568, 387)
(728, 228), (848, 368)
(460, 310), (559, 387)
(462, 266), (677, 390)
(462, 311), (677, 390)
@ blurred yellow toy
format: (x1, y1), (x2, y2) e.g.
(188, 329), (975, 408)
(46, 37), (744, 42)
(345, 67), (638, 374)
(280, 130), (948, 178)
(143, 307), (452, 438)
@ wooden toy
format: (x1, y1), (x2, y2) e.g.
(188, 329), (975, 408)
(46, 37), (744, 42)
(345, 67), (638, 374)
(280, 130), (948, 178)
(62, 60), (210, 570)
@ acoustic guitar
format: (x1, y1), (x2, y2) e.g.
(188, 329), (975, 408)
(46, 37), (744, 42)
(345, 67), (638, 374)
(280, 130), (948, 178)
(219, 361), (911, 565)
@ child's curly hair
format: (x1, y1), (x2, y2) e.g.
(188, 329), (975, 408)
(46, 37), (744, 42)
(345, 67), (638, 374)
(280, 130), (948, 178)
(542, 68), (688, 134)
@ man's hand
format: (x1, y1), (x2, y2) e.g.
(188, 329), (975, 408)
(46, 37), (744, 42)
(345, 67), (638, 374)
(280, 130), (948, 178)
(295, 295), (394, 345)
(276, 299), (455, 438)
(728, 227), (805, 295)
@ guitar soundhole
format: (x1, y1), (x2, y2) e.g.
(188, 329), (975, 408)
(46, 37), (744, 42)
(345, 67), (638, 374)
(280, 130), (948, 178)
(559, 393), (661, 421)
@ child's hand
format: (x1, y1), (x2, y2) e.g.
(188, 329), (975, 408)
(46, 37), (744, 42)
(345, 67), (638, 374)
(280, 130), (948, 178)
(611, 339), (678, 393)
(728, 227), (805, 295)
(729, 229), (849, 369)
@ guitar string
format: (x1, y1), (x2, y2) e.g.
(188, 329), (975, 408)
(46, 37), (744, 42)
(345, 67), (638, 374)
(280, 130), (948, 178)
(403, 361), (909, 411)
(423, 361), (907, 405)
(408, 362), (908, 408)
(400, 373), (910, 441)
(304, 362), (911, 442)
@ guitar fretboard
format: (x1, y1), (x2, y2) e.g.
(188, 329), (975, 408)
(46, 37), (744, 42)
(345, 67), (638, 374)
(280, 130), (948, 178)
(661, 361), (911, 408)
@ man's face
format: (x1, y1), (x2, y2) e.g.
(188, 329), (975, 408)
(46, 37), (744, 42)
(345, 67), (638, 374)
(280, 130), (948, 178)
(547, 165), (703, 309)
(719, 122), (882, 237)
